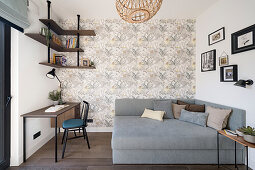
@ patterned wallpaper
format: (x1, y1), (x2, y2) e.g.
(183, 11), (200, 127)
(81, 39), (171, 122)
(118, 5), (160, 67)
(57, 19), (196, 127)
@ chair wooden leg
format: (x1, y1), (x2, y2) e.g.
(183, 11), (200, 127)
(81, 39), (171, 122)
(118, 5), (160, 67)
(62, 129), (68, 159)
(61, 129), (66, 144)
(84, 127), (90, 149)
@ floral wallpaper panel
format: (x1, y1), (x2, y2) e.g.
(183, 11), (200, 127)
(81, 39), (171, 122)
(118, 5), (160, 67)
(57, 19), (196, 127)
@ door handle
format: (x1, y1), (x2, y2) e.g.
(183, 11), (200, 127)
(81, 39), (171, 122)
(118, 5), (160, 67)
(6, 96), (12, 107)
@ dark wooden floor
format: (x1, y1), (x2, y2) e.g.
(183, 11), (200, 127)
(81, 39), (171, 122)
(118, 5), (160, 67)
(8, 132), (249, 170)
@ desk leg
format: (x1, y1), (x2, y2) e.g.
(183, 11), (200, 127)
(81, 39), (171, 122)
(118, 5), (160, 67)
(55, 117), (58, 162)
(23, 117), (26, 162)
(217, 131), (219, 168)
(246, 146), (248, 170)
(235, 141), (237, 168)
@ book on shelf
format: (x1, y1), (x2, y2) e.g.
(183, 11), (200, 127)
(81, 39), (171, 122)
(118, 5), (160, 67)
(224, 129), (237, 136)
(66, 38), (77, 48)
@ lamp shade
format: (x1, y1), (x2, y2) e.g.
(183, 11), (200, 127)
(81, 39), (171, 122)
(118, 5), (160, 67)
(46, 68), (56, 79)
(234, 79), (253, 88)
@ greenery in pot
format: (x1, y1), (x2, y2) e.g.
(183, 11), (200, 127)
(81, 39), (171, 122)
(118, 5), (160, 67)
(48, 90), (60, 103)
(239, 126), (255, 143)
(45, 28), (52, 47)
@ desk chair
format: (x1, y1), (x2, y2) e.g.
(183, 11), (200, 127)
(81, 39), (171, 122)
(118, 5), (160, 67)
(61, 101), (90, 158)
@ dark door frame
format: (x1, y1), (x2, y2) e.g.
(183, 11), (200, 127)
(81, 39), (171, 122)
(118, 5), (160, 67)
(0, 21), (11, 170)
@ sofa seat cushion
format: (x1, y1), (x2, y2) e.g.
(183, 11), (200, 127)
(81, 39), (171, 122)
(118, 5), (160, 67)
(112, 116), (243, 150)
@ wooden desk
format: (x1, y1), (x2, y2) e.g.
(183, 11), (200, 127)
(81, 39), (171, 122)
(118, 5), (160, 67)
(217, 130), (255, 170)
(21, 102), (80, 163)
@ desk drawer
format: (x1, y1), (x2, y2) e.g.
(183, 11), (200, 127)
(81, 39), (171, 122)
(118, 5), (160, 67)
(51, 108), (76, 128)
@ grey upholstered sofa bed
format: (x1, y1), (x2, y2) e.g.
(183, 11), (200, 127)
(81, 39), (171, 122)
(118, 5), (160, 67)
(112, 98), (246, 164)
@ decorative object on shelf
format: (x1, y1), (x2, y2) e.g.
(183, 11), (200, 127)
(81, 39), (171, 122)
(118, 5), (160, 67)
(220, 65), (238, 82)
(236, 128), (244, 136)
(219, 51), (229, 66)
(48, 90), (61, 105)
(208, 27), (225, 46)
(90, 61), (95, 67)
(52, 34), (62, 46)
(238, 126), (255, 143)
(46, 69), (64, 104)
(234, 79), (253, 88)
(231, 24), (255, 54)
(201, 49), (216, 72)
(82, 58), (90, 66)
(116, 0), (163, 23)
(40, 27), (52, 47)
(62, 56), (67, 66)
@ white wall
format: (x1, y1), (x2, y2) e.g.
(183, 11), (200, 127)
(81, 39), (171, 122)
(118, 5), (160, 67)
(10, 1), (59, 166)
(196, 0), (255, 168)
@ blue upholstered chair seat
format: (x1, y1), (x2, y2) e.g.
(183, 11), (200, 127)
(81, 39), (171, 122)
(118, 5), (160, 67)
(62, 119), (84, 129)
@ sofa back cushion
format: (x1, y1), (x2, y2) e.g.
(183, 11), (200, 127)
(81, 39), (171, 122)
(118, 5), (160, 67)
(195, 99), (246, 131)
(115, 98), (154, 116)
(153, 99), (173, 119)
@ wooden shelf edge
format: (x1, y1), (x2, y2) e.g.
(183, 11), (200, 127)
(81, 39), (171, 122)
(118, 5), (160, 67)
(25, 33), (84, 52)
(39, 62), (96, 69)
(39, 19), (96, 36)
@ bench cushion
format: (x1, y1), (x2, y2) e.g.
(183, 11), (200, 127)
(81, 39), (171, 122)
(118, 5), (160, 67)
(112, 116), (243, 150)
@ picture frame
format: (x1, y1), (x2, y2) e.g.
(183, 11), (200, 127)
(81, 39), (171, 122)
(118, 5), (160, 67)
(55, 56), (62, 65)
(231, 24), (255, 54)
(208, 27), (225, 46)
(219, 51), (229, 66)
(82, 58), (90, 67)
(201, 49), (216, 72)
(220, 65), (238, 82)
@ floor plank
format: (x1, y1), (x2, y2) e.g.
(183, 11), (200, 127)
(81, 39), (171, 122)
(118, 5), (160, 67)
(8, 132), (249, 170)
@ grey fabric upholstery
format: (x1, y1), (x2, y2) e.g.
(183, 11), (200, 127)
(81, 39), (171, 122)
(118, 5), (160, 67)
(112, 98), (246, 164)
(153, 99), (173, 119)
(112, 116), (243, 150)
(179, 109), (208, 127)
(115, 98), (154, 116)
(195, 99), (246, 130)
(113, 149), (244, 164)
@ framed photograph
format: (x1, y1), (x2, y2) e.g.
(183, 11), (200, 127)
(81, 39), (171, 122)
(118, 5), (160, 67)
(201, 49), (216, 72)
(208, 27), (225, 46)
(219, 52), (229, 66)
(220, 65), (238, 82)
(82, 58), (90, 66)
(231, 24), (255, 54)
(55, 56), (62, 65)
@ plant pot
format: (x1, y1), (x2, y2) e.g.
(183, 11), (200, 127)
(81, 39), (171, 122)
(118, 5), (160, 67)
(53, 101), (59, 105)
(243, 135), (255, 144)
(236, 129), (244, 136)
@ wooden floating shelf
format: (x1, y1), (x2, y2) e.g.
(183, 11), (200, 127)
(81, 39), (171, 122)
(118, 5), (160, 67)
(39, 62), (96, 69)
(25, 33), (84, 52)
(39, 19), (96, 36)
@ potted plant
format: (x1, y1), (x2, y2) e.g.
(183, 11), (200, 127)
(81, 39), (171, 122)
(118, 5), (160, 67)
(48, 90), (60, 105)
(239, 126), (255, 143)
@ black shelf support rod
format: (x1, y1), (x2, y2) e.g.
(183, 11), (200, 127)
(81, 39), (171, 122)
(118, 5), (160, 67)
(47, 0), (51, 63)
(77, 15), (80, 66)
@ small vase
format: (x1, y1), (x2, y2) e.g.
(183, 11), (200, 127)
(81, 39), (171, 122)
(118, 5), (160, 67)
(53, 101), (59, 106)
(244, 135), (255, 144)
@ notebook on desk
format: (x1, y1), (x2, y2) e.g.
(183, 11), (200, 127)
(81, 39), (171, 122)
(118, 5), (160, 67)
(45, 105), (69, 112)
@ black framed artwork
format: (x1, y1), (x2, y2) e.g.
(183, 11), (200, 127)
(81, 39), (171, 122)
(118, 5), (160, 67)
(208, 27), (225, 46)
(220, 65), (238, 82)
(231, 24), (255, 54)
(201, 49), (216, 72)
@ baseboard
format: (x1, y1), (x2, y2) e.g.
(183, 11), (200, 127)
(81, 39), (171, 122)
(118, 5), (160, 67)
(86, 127), (113, 132)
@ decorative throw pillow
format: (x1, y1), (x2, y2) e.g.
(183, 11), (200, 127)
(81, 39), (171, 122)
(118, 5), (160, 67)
(172, 103), (186, 119)
(206, 106), (232, 130)
(179, 109), (208, 127)
(153, 99), (174, 119)
(177, 100), (205, 112)
(141, 108), (165, 121)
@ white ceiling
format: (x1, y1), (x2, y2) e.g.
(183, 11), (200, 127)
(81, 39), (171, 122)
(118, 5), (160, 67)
(33, 0), (219, 20)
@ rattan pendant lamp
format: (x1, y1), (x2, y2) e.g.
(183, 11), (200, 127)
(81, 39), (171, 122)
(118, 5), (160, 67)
(116, 0), (163, 23)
